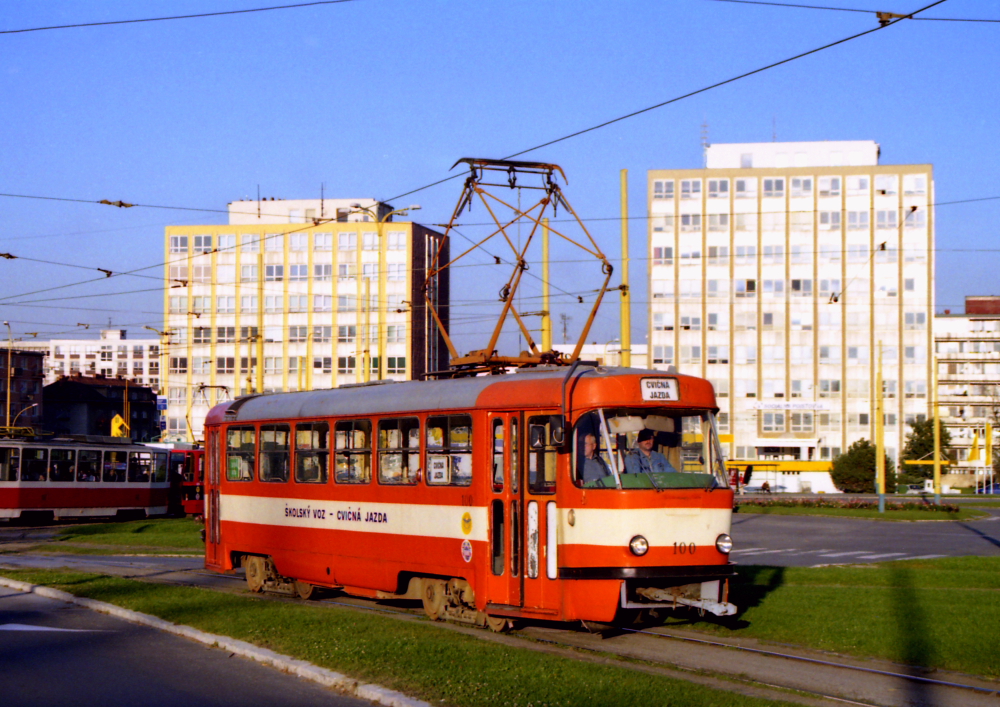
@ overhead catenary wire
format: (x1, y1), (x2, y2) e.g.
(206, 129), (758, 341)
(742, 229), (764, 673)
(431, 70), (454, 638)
(705, 0), (1000, 23)
(0, 0), (356, 35)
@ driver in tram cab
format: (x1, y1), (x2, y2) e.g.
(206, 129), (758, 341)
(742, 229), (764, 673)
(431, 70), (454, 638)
(579, 434), (611, 482)
(625, 428), (678, 474)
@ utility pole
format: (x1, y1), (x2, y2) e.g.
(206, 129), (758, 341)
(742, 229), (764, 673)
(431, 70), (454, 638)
(560, 314), (570, 345)
(620, 169), (631, 368)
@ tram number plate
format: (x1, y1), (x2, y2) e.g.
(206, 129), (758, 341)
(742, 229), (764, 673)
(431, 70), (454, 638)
(640, 378), (678, 402)
(673, 542), (697, 554)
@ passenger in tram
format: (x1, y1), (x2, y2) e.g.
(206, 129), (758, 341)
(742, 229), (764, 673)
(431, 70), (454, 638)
(579, 434), (611, 482)
(625, 429), (678, 475)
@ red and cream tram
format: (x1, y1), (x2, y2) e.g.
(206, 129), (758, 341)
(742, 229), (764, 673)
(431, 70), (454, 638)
(170, 447), (205, 517)
(0, 434), (170, 522)
(203, 365), (736, 628)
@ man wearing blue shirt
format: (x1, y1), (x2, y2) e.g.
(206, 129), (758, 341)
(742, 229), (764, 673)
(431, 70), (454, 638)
(625, 428), (678, 474)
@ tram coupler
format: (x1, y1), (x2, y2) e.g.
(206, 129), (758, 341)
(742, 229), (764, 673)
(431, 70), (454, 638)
(634, 582), (737, 617)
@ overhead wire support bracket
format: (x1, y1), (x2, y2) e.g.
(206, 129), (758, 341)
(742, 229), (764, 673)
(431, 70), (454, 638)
(98, 199), (135, 208)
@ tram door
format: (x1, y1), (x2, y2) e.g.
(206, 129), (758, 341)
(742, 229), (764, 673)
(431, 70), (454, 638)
(486, 413), (522, 608)
(204, 429), (221, 568)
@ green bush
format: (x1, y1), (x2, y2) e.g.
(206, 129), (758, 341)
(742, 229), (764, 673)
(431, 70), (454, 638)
(831, 438), (896, 493)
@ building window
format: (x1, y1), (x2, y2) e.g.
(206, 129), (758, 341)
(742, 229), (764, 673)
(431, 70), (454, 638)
(264, 296), (283, 313)
(734, 279), (756, 298)
(339, 233), (357, 251)
(313, 357), (333, 374)
(847, 211), (869, 230)
(193, 234), (212, 253)
(387, 357), (406, 374)
(819, 211), (841, 230)
(312, 325), (332, 343)
(264, 265), (284, 281)
(762, 245), (784, 264)
(169, 296), (187, 314)
(289, 234), (307, 251)
(707, 346), (729, 364)
(314, 264), (333, 281)
(903, 174), (927, 195)
(653, 246), (673, 265)
(387, 325), (405, 343)
(337, 325), (357, 343)
(289, 326), (309, 343)
(314, 232), (333, 250)
(819, 345), (840, 363)
(761, 213), (785, 231)
(680, 346), (701, 364)
(264, 233), (283, 251)
(680, 315), (701, 331)
(735, 245), (756, 264)
(387, 231), (406, 250)
(241, 265), (258, 282)
(336, 295), (355, 312)
(288, 295), (308, 313)
(240, 295), (258, 313)
(168, 265), (188, 283)
(905, 381), (927, 398)
(904, 312), (926, 330)
(790, 279), (812, 297)
(388, 263), (406, 282)
(876, 210), (898, 230)
(707, 214), (729, 231)
(169, 357), (188, 374)
(651, 346), (673, 365)
(818, 177), (841, 197)
(819, 379), (841, 398)
(653, 180), (674, 199)
(735, 213), (757, 231)
(707, 279), (728, 298)
(241, 234), (260, 252)
(314, 295), (333, 312)
(193, 327), (211, 344)
(791, 412), (813, 432)
(761, 412), (785, 432)
(762, 279), (784, 298)
(337, 356), (356, 375)
(707, 245), (728, 265)
(846, 176), (869, 196)
(169, 235), (188, 253)
(735, 178), (756, 198)
(288, 264), (308, 281)
(652, 214), (674, 232)
(790, 177), (812, 197)
(708, 179), (729, 198)
(762, 178), (784, 198)
(680, 247), (701, 262)
(680, 214), (702, 232)
(680, 180), (701, 199)
(217, 357), (235, 374)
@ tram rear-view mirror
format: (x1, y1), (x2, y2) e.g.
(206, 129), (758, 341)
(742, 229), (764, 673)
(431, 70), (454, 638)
(550, 416), (565, 445)
(529, 425), (546, 450)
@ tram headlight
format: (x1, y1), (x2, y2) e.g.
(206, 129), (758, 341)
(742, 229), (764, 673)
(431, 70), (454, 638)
(629, 535), (649, 556)
(715, 533), (733, 554)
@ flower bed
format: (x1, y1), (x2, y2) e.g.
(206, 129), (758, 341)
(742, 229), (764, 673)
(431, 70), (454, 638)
(736, 497), (960, 513)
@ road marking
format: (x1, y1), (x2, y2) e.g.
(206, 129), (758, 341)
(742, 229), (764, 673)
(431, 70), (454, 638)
(0, 623), (103, 632)
(899, 554), (945, 560)
(816, 551), (867, 558)
(738, 548), (791, 555)
(853, 553), (906, 560)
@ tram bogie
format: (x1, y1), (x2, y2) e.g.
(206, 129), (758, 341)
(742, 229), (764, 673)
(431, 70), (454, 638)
(203, 365), (737, 626)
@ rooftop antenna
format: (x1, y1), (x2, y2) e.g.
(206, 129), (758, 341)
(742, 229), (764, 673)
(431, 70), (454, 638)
(257, 185), (261, 219)
(700, 120), (709, 167)
(320, 182), (325, 219)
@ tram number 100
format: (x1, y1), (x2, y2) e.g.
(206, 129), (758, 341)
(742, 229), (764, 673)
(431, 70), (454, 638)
(673, 542), (697, 554)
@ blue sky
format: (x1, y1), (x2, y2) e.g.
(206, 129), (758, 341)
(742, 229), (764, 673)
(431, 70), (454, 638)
(1, 0), (997, 354)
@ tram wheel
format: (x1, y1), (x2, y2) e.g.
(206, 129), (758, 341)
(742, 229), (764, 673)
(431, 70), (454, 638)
(485, 614), (512, 633)
(421, 579), (447, 621)
(245, 556), (266, 593)
(294, 580), (315, 600)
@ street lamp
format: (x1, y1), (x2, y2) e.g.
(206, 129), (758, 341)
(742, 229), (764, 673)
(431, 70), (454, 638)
(12, 403), (37, 427)
(3, 321), (11, 428)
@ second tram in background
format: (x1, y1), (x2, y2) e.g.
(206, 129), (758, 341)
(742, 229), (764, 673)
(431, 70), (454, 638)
(0, 434), (171, 522)
(203, 364), (736, 629)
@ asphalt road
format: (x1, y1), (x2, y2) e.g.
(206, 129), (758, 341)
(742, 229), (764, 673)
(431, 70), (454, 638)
(0, 585), (372, 707)
(731, 505), (1000, 566)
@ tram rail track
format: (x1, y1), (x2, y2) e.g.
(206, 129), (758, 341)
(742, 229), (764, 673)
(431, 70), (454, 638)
(4, 555), (998, 707)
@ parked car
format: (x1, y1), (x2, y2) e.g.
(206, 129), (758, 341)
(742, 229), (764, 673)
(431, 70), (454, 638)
(975, 483), (1000, 494)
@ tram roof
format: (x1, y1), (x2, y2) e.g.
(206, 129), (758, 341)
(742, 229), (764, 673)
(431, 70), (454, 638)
(205, 365), (709, 425)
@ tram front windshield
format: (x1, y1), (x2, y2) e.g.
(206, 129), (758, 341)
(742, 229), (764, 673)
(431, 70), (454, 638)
(573, 408), (728, 489)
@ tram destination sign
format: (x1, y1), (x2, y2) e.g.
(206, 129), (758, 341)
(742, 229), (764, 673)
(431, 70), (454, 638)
(640, 378), (679, 402)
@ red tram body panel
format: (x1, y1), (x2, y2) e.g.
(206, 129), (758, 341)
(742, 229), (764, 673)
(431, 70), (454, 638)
(0, 436), (170, 521)
(203, 366), (736, 624)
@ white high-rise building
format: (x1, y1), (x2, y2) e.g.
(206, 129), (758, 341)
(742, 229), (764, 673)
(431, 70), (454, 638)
(648, 141), (934, 463)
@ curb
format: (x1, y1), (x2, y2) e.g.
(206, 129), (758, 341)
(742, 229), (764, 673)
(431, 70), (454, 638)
(0, 576), (429, 707)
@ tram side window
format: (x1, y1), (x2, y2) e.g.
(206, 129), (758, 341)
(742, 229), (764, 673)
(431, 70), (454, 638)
(527, 416), (559, 494)
(335, 419), (371, 484)
(153, 453), (168, 482)
(295, 422), (329, 484)
(378, 418), (420, 485)
(426, 415), (472, 486)
(226, 427), (256, 482)
(128, 452), (152, 482)
(0, 448), (19, 481)
(491, 418), (504, 492)
(50, 450), (76, 482)
(103, 450), (127, 482)
(77, 450), (100, 482)
(259, 425), (291, 483)
(22, 448), (48, 482)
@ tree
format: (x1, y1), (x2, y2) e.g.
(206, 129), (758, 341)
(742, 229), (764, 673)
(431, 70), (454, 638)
(831, 439), (896, 493)
(900, 419), (952, 480)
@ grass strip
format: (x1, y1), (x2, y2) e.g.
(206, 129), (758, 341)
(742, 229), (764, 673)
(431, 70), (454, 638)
(54, 518), (205, 549)
(735, 505), (988, 521)
(0, 568), (787, 707)
(26, 543), (203, 556)
(666, 557), (1000, 679)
